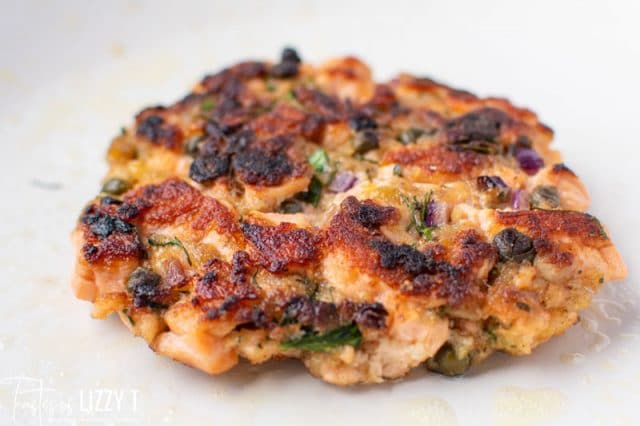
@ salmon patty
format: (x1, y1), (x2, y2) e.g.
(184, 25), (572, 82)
(71, 48), (627, 385)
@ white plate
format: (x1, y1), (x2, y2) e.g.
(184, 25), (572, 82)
(1, 1), (639, 424)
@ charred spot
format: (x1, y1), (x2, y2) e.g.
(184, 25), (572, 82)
(445, 107), (511, 145)
(281, 47), (301, 64)
(283, 296), (314, 325)
(115, 203), (140, 221)
(81, 233), (143, 264)
(340, 196), (397, 230)
(195, 270), (223, 300)
(293, 86), (345, 121)
(81, 211), (134, 239)
(230, 251), (252, 287)
(200, 61), (268, 93)
(206, 295), (241, 320)
(270, 47), (302, 78)
(282, 297), (388, 331)
(282, 297), (337, 331)
(100, 196), (123, 206)
(136, 115), (183, 149)
(212, 98), (251, 131)
(225, 129), (254, 154)
(351, 201), (396, 229)
(127, 267), (164, 308)
(369, 240), (435, 275)
(233, 149), (293, 186)
(136, 115), (164, 140)
(203, 120), (226, 139)
(189, 153), (231, 183)
(82, 244), (99, 259)
(271, 61), (299, 79)
(354, 303), (388, 329)
(234, 307), (270, 330)
(407, 262), (468, 303)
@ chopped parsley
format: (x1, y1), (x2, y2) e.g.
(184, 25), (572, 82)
(308, 148), (330, 173)
(200, 98), (215, 112)
(296, 175), (323, 207)
(148, 236), (192, 265)
(281, 323), (362, 352)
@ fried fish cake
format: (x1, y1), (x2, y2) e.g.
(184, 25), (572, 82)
(71, 48), (627, 385)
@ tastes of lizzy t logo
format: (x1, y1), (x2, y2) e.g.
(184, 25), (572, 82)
(0, 376), (140, 425)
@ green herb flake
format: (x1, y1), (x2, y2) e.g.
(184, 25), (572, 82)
(587, 214), (609, 239)
(393, 164), (403, 176)
(148, 236), (193, 266)
(401, 191), (436, 241)
(200, 98), (215, 112)
(309, 148), (330, 173)
(266, 79), (277, 92)
(295, 275), (320, 298)
(296, 175), (323, 207)
(120, 127), (127, 136)
(281, 323), (362, 352)
(122, 309), (135, 326)
(284, 89), (303, 109)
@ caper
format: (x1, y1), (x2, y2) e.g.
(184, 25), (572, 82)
(127, 267), (162, 308)
(397, 127), (427, 145)
(493, 228), (536, 263)
(352, 129), (379, 155)
(530, 185), (560, 209)
(101, 178), (131, 196)
(279, 198), (304, 214)
(184, 135), (205, 157)
(426, 344), (471, 376)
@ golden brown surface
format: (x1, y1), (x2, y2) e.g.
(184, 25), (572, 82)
(71, 48), (627, 385)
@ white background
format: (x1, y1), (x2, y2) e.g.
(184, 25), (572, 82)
(0, 0), (638, 424)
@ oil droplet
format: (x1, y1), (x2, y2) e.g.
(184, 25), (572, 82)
(560, 352), (585, 364)
(403, 397), (458, 426)
(494, 387), (567, 426)
(580, 317), (611, 352)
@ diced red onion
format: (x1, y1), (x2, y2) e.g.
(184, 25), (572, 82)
(515, 148), (544, 175)
(512, 189), (529, 210)
(426, 201), (448, 226)
(328, 172), (357, 193)
(477, 175), (508, 191)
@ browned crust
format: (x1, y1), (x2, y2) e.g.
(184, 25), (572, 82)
(241, 221), (320, 272)
(496, 209), (609, 247)
(383, 145), (487, 180)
